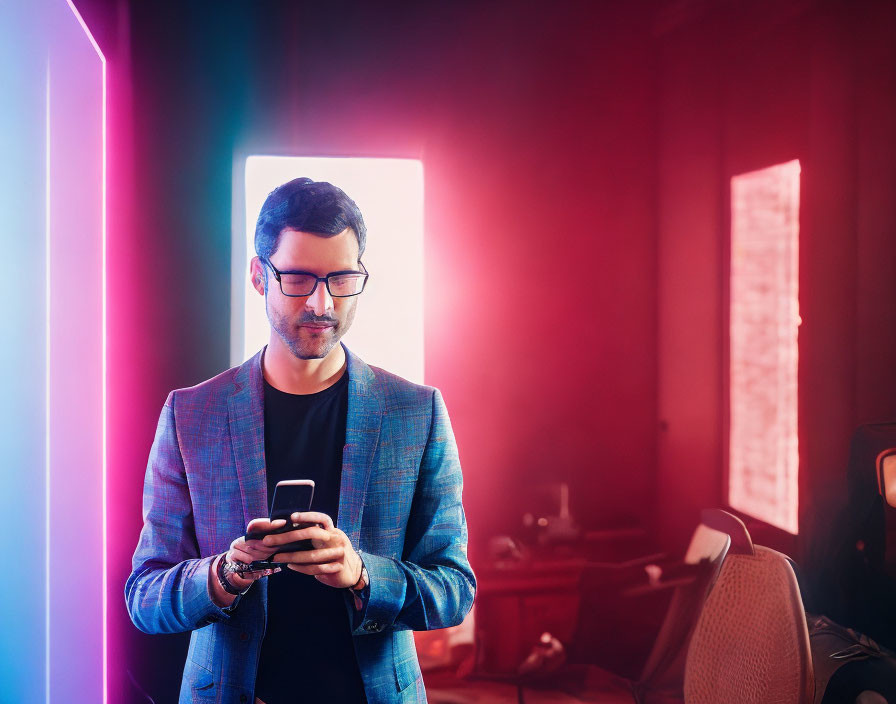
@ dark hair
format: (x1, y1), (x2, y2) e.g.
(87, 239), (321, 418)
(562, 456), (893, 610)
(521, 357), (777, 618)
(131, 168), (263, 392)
(254, 177), (367, 261)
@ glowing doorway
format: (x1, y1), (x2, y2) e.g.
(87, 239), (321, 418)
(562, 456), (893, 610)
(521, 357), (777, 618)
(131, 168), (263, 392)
(234, 156), (424, 384)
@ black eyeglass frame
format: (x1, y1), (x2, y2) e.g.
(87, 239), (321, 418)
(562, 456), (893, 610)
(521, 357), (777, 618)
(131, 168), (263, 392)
(262, 258), (370, 298)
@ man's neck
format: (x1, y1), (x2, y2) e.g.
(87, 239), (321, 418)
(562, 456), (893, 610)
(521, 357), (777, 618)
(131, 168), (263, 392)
(262, 336), (347, 395)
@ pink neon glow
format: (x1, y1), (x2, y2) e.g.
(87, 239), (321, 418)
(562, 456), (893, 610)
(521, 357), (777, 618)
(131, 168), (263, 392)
(63, 3), (107, 702)
(45, 60), (51, 704)
(728, 160), (801, 534)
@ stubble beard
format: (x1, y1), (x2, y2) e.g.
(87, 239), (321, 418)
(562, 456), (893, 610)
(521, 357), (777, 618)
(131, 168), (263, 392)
(266, 297), (357, 361)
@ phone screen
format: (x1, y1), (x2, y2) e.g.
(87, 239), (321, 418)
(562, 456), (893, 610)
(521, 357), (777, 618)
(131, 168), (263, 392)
(244, 479), (316, 546)
(270, 479), (315, 520)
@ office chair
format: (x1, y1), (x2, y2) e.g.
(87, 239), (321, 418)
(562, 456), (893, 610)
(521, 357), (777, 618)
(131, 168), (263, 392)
(683, 537), (814, 704)
(548, 509), (734, 703)
(427, 511), (733, 704)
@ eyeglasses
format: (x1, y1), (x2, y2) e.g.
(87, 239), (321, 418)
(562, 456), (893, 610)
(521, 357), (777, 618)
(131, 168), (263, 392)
(263, 258), (369, 298)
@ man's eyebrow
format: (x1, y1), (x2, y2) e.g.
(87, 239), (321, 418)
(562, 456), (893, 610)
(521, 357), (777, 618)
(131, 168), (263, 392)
(277, 265), (362, 274)
(274, 264), (358, 274)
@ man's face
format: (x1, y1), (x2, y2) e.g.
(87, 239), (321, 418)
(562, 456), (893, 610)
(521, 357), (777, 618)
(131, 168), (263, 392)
(253, 227), (361, 361)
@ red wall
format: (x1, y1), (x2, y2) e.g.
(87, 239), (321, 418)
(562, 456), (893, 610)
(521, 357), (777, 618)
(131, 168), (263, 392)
(237, 2), (662, 546)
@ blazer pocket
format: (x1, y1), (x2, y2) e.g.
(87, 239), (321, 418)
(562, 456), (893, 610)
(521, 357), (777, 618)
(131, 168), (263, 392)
(189, 669), (217, 703)
(393, 631), (422, 692)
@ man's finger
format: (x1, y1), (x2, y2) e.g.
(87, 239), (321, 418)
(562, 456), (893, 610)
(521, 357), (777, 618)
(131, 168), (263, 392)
(242, 542), (268, 553)
(273, 547), (344, 565)
(242, 541), (276, 556)
(262, 525), (331, 546)
(230, 548), (254, 564)
(290, 511), (334, 530)
(286, 562), (342, 575)
(247, 517), (287, 532)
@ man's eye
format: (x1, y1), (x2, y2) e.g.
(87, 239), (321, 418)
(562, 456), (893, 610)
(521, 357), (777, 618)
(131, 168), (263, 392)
(329, 275), (363, 294)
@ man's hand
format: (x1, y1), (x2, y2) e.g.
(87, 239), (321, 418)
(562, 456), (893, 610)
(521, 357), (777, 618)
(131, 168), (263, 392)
(263, 511), (362, 589)
(228, 517), (287, 568)
(209, 518), (286, 607)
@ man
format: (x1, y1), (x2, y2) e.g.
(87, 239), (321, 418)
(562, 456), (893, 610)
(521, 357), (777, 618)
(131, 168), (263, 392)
(126, 178), (476, 703)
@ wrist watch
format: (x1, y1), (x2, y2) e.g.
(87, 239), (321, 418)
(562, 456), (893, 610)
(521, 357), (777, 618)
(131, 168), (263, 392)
(216, 555), (250, 597)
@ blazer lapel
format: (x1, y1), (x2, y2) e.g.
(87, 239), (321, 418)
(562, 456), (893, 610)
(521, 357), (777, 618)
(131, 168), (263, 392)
(228, 348), (269, 528)
(339, 343), (382, 547)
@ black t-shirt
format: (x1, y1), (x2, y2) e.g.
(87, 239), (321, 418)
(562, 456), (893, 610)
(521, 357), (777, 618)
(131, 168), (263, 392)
(254, 371), (366, 703)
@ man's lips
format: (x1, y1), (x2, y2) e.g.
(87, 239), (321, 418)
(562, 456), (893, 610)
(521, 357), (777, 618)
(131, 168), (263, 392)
(299, 323), (335, 331)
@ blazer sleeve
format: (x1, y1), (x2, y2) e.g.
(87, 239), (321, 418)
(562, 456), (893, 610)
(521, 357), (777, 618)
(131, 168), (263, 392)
(352, 388), (476, 634)
(125, 391), (240, 634)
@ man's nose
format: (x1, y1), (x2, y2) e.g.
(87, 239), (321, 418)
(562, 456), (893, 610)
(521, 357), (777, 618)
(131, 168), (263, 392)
(304, 281), (334, 316)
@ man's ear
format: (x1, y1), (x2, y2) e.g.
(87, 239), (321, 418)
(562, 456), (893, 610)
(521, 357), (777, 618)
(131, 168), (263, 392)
(249, 256), (266, 295)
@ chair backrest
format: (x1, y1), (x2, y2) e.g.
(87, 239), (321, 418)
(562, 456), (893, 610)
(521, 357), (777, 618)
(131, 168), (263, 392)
(635, 511), (732, 700)
(683, 545), (814, 704)
(699, 508), (754, 556)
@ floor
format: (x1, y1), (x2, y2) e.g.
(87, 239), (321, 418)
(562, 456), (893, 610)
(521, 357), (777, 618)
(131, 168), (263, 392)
(424, 667), (640, 704)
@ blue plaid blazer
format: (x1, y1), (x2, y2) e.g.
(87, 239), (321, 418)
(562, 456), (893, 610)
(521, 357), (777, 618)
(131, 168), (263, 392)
(125, 345), (475, 703)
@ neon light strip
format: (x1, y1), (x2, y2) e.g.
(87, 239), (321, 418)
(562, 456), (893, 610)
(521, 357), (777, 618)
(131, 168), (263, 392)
(63, 3), (107, 702)
(66, 1), (105, 60)
(101, 47), (108, 704)
(44, 57), (51, 704)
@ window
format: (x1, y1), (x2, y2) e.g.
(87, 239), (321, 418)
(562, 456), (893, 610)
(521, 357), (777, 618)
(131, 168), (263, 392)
(728, 160), (801, 534)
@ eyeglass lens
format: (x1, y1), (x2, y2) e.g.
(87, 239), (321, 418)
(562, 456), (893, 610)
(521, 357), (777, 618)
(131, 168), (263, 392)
(280, 273), (366, 297)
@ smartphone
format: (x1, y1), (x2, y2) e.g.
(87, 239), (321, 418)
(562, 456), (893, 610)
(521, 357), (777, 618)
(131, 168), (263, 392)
(243, 479), (316, 571)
